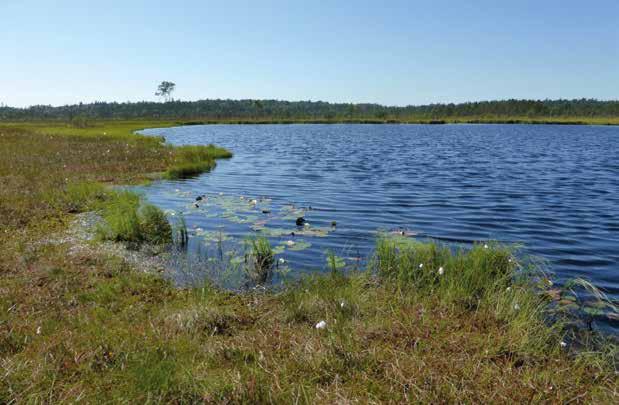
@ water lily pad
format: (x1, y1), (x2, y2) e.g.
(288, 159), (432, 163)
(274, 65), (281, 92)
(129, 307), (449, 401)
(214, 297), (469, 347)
(201, 231), (231, 244)
(287, 240), (312, 251)
(272, 245), (286, 255)
(280, 205), (306, 220)
(256, 227), (294, 238)
(295, 227), (331, 237)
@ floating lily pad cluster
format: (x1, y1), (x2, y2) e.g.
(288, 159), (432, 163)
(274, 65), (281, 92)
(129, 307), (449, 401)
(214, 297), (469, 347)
(164, 189), (339, 258)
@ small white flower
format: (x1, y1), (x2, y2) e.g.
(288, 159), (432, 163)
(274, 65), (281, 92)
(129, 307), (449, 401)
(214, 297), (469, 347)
(315, 320), (327, 329)
(514, 303), (520, 311)
(286, 240), (295, 247)
(547, 279), (554, 286)
(36, 326), (42, 335)
(419, 263), (424, 269)
(506, 287), (511, 292)
(340, 301), (345, 308)
(560, 341), (567, 348)
(438, 267), (444, 276)
(508, 258), (513, 263)
(278, 258), (286, 264)
(484, 244), (489, 249)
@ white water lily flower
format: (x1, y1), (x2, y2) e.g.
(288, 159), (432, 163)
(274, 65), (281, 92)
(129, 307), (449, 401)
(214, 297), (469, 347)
(438, 267), (444, 276)
(278, 258), (286, 264)
(315, 320), (327, 329)
(219, 192), (224, 195)
(286, 240), (295, 247)
(250, 199), (258, 205)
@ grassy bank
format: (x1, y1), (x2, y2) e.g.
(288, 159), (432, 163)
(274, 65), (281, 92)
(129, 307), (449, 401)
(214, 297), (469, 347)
(0, 121), (617, 402)
(0, 121), (231, 233)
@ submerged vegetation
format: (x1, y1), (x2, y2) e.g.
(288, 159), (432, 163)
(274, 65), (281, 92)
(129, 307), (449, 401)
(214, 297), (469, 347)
(0, 120), (617, 402)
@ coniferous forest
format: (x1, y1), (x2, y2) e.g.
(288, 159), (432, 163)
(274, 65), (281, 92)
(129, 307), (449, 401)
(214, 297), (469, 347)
(2, 98), (618, 122)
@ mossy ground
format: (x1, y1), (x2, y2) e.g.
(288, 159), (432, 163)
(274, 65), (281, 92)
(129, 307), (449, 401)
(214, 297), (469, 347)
(0, 121), (616, 402)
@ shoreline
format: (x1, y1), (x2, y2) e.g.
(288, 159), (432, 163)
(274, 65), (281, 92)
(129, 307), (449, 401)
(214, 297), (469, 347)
(5, 117), (619, 127)
(172, 118), (619, 126)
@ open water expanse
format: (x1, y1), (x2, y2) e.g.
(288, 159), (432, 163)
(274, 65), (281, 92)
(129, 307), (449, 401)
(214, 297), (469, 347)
(139, 124), (619, 306)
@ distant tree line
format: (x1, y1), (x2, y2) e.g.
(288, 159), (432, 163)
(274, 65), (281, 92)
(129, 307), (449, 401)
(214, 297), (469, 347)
(1, 98), (618, 121)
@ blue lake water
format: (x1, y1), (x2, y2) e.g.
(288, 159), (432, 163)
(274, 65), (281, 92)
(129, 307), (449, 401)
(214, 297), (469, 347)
(138, 124), (619, 301)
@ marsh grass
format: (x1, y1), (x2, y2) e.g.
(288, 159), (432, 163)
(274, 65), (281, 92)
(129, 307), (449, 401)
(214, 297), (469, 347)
(164, 145), (233, 179)
(94, 190), (172, 247)
(0, 122), (230, 239)
(172, 214), (189, 250)
(246, 236), (274, 284)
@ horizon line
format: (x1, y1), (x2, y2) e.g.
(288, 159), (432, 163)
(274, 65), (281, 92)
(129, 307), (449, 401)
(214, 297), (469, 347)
(2, 97), (619, 110)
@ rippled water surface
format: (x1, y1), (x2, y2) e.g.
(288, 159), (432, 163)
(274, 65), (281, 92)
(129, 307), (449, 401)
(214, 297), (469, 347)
(139, 124), (619, 297)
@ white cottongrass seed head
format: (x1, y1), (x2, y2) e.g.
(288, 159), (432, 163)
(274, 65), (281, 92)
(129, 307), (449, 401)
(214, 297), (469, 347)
(315, 320), (327, 329)
(438, 267), (444, 276)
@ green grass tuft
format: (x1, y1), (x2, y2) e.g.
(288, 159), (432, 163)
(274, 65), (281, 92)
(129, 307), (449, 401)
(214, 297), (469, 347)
(164, 144), (232, 179)
(246, 236), (274, 283)
(96, 190), (172, 247)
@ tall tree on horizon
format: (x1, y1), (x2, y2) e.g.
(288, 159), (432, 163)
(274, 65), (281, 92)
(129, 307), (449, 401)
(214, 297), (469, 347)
(155, 81), (176, 102)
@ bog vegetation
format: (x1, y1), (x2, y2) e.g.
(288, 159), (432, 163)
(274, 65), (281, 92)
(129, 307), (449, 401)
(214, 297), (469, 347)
(0, 121), (617, 402)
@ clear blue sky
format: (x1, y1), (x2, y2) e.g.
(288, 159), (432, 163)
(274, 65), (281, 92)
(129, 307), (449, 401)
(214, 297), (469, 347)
(1, 0), (618, 107)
